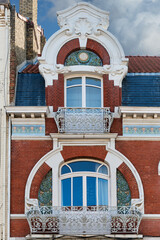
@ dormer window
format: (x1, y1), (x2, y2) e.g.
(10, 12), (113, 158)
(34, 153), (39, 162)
(66, 76), (102, 107)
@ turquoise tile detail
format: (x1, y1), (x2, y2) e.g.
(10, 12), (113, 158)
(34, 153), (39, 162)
(38, 170), (52, 207)
(117, 170), (131, 207)
(65, 50), (102, 66)
(12, 125), (45, 136)
(123, 125), (160, 136)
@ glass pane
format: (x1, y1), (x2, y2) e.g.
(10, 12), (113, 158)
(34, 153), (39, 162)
(67, 86), (82, 107)
(61, 165), (71, 175)
(61, 178), (71, 206)
(69, 161), (100, 172)
(87, 177), (96, 206)
(73, 177), (83, 206)
(67, 78), (82, 86)
(98, 178), (108, 206)
(98, 165), (108, 175)
(86, 86), (101, 107)
(86, 77), (101, 87)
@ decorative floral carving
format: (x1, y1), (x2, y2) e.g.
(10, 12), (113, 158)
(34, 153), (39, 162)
(75, 18), (92, 39)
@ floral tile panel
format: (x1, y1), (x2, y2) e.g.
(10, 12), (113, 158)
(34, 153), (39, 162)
(12, 125), (45, 136)
(123, 125), (160, 136)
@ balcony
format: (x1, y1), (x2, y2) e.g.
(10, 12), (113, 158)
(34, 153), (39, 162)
(55, 107), (113, 133)
(26, 206), (142, 236)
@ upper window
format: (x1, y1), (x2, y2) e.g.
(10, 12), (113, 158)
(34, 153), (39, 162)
(66, 76), (102, 107)
(65, 50), (102, 66)
(60, 160), (109, 207)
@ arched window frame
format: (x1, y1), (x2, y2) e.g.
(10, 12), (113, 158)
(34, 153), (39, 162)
(64, 73), (104, 108)
(59, 159), (110, 207)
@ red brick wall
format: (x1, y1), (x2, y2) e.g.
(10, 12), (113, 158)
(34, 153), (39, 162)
(116, 141), (160, 214)
(139, 219), (160, 236)
(86, 39), (110, 65)
(11, 140), (53, 214)
(10, 219), (30, 237)
(103, 75), (122, 111)
(30, 162), (51, 198)
(61, 146), (107, 161)
(118, 162), (139, 198)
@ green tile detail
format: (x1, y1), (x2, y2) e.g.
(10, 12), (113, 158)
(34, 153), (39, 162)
(117, 170), (131, 207)
(38, 170), (52, 207)
(65, 50), (102, 66)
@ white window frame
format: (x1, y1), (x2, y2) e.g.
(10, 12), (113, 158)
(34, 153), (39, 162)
(59, 159), (110, 207)
(64, 74), (103, 108)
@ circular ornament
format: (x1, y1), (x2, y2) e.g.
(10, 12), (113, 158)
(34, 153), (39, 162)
(78, 52), (90, 63)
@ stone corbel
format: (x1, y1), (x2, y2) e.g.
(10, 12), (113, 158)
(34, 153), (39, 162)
(39, 64), (71, 87)
(25, 198), (38, 213)
(131, 198), (144, 214)
(109, 65), (128, 87)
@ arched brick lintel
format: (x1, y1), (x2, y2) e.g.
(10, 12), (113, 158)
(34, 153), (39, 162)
(30, 162), (51, 199)
(57, 38), (110, 65)
(61, 146), (108, 162)
(118, 162), (139, 199)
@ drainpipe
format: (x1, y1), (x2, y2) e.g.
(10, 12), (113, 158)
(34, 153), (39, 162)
(7, 116), (11, 240)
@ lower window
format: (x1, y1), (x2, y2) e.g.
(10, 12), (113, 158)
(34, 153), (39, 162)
(61, 160), (109, 206)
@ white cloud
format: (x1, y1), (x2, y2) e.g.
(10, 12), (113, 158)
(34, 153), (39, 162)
(44, 0), (160, 56)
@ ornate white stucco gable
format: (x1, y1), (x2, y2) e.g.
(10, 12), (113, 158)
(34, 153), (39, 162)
(39, 2), (128, 87)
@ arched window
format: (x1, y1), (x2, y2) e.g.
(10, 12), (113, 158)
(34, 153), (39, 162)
(60, 160), (109, 207)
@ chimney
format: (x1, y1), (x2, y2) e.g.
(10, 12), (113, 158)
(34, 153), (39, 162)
(19, 0), (38, 60)
(19, 0), (37, 24)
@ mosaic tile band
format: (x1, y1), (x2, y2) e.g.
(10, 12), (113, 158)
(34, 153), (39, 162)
(12, 125), (45, 136)
(123, 125), (160, 136)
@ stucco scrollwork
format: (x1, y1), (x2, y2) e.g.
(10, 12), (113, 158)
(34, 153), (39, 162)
(94, 65), (112, 74)
(39, 64), (71, 85)
(26, 198), (38, 212)
(109, 65), (128, 87)
(131, 199), (144, 214)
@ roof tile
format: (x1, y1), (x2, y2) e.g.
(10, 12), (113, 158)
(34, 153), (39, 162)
(21, 56), (160, 74)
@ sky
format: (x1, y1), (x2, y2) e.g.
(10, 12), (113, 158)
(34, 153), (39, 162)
(10, 0), (160, 56)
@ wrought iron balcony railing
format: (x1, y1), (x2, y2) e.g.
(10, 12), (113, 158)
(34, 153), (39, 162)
(26, 206), (142, 236)
(55, 107), (113, 133)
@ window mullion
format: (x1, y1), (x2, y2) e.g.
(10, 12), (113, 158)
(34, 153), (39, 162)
(82, 76), (86, 107)
(83, 176), (87, 206)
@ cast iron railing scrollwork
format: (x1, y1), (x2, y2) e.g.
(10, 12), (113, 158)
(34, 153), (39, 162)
(26, 206), (142, 235)
(55, 107), (113, 133)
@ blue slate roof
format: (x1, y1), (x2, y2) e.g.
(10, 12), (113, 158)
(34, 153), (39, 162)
(15, 73), (45, 106)
(122, 75), (160, 106)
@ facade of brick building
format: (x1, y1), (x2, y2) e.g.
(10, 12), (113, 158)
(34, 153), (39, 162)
(1, 1), (160, 240)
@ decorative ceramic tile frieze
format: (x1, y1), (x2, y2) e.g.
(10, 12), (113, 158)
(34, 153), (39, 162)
(65, 50), (102, 66)
(12, 125), (45, 136)
(123, 125), (160, 136)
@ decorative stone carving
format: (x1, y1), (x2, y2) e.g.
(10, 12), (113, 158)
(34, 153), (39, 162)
(75, 18), (92, 47)
(109, 65), (128, 87)
(131, 199), (144, 214)
(39, 64), (71, 85)
(25, 198), (38, 212)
